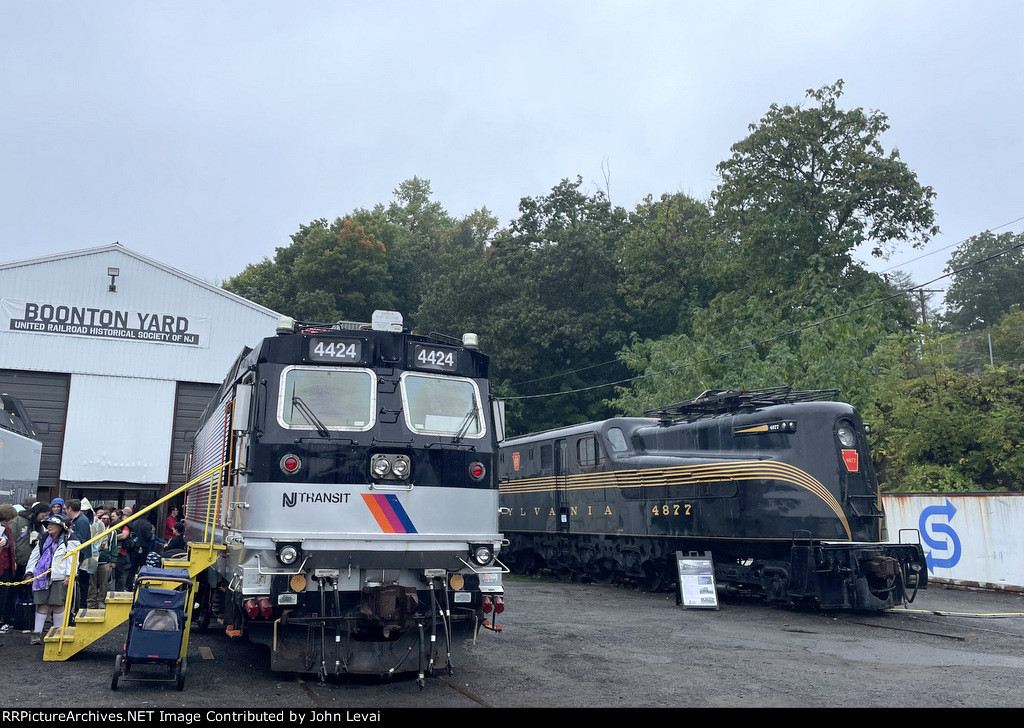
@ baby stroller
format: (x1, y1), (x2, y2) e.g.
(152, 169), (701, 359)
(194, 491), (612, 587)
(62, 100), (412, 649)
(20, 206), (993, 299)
(111, 566), (194, 691)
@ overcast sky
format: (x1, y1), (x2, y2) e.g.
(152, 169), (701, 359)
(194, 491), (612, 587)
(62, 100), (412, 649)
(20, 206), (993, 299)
(2, 1), (1021, 303)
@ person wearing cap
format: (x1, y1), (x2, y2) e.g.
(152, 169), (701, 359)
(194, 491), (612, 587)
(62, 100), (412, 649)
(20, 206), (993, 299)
(24, 514), (81, 645)
(64, 499), (92, 614)
(49, 498), (64, 517)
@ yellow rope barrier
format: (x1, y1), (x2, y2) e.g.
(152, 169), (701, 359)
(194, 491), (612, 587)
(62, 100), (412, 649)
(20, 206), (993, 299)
(0, 462), (229, 596)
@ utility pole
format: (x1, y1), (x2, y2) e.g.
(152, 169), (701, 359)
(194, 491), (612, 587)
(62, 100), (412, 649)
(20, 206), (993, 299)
(914, 288), (944, 325)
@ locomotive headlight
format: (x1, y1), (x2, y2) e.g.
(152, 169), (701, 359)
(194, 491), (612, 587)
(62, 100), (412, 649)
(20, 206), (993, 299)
(836, 421), (856, 448)
(470, 543), (494, 566)
(277, 543), (302, 566)
(469, 461), (486, 481)
(391, 456), (411, 479)
(371, 454), (392, 477)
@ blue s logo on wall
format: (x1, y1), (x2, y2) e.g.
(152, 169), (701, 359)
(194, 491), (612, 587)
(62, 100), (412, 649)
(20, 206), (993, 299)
(919, 498), (962, 572)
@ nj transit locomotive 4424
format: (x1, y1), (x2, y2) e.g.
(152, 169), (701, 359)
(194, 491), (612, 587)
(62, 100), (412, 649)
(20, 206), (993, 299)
(185, 311), (506, 679)
(498, 388), (926, 611)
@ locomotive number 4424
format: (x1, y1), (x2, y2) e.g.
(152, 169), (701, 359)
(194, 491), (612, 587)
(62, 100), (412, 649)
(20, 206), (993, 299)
(310, 338), (362, 362)
(414, 345), (457, 371)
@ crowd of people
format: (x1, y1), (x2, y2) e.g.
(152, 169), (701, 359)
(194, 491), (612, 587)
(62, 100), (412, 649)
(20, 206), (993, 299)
(0, 496), (184, 646)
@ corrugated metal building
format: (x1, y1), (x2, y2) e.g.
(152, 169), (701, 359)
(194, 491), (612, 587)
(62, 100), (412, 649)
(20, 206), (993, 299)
(0, 243), (280, 513)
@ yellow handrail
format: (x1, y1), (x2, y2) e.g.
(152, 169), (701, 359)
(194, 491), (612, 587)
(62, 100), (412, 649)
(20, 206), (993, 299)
(51, 461), (231, 644)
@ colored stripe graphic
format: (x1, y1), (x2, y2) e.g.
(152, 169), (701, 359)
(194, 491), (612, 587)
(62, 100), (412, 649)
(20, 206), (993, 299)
(361, 493), (417, 533)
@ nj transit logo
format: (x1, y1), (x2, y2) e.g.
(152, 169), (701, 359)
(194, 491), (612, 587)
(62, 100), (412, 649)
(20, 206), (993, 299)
(919, 498), (962, 572)
(362, 494), (418, 534)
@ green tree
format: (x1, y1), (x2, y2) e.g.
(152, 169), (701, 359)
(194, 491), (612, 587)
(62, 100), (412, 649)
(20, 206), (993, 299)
(417, 177), (632, 434)
(712, 80), (938, 295)
(223, 216), (396, 322)
(865, 329), (1024, 492)
(616, 192), (718, 339)
(950, 305), (1024, 372)
(368, 177), (495, 326)
(610, 82), (929, 413)
(941, 230), (1024, 332)
(610, 273), (908, 416)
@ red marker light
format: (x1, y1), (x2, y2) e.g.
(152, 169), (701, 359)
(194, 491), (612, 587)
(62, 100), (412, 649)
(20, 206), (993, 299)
(258, 597), (273, 619)
(280, 454), (302, 474)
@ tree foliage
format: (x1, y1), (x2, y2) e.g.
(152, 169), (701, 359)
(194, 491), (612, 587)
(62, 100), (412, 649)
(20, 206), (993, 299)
(616, 192), (718, 338)
(223, 216), (395, 322)
(865, 329), (1024, 492)
(941, 231), (1024, 332)
(610, 275), (910, 416)
(417, 177), (633, 434)
(713, 80), (938, 295)
(609, 80), (927, 413)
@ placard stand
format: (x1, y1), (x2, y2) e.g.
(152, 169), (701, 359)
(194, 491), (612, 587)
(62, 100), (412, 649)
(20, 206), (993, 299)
(675, 551), (720, 609)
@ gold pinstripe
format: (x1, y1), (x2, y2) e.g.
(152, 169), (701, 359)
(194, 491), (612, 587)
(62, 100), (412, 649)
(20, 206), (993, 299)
(500, 461), (851, 539)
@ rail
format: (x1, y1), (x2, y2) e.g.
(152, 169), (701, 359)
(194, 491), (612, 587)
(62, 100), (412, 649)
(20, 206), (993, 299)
(46, 461), (231, 651)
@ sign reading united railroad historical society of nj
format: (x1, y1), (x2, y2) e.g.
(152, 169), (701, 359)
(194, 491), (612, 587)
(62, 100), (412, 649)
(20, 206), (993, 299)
(3, 298), (211, 348)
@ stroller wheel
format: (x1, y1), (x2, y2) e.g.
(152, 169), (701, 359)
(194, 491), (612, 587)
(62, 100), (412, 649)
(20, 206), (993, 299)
(175, 657), (187, 691)
(111, 655), (124, 690)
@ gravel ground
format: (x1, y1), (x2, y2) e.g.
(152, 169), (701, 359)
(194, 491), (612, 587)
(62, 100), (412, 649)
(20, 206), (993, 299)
(3, 577), (1023, 709)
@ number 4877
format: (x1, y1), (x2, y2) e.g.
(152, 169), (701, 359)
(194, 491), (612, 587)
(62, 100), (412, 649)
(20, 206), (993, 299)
(652, 504), (691, 516)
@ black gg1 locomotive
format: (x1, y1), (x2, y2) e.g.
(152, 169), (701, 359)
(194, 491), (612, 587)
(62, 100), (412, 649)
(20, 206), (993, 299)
(498, 388), (926, 611)
(185, 311), (506, 680)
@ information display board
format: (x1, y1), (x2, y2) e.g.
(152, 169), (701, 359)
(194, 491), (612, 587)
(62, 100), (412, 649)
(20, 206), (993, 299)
(675, 551), (720, 609)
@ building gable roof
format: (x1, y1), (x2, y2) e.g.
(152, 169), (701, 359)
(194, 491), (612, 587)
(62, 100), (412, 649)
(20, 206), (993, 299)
(0, 242), (279, 318)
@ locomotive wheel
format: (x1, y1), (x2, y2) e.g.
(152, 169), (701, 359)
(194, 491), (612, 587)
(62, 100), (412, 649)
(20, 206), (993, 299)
(593, 560), (619, 584)
(639, 561), (667, 592)
(509, 550), (537, 575)
(554, 565), (576, 582)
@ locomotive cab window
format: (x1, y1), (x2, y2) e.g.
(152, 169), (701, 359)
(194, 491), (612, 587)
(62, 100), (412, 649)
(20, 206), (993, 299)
(401, 372), (485, 438)
(576, 435), (603, 468)
(606, 427), (629, 453)
(277, 366), (375, 432)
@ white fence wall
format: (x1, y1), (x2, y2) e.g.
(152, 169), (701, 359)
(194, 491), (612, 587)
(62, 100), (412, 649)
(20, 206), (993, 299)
(883, 493), (1024, 592)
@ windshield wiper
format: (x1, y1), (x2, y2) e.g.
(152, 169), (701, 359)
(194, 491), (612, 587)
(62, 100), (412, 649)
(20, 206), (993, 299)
(452, 399), (480, 444)
(292, 395), (331, 438)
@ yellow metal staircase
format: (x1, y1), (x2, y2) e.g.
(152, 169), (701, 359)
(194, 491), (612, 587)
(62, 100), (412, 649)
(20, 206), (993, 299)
(42, 464), (229, 662)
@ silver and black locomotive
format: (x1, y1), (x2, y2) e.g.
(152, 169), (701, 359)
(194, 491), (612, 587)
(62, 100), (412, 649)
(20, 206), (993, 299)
(185, 311), (506, 679)
(498, 388), (926, 611)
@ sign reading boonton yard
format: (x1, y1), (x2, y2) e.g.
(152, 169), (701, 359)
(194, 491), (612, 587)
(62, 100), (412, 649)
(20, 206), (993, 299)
(3, 298), (211, 347)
